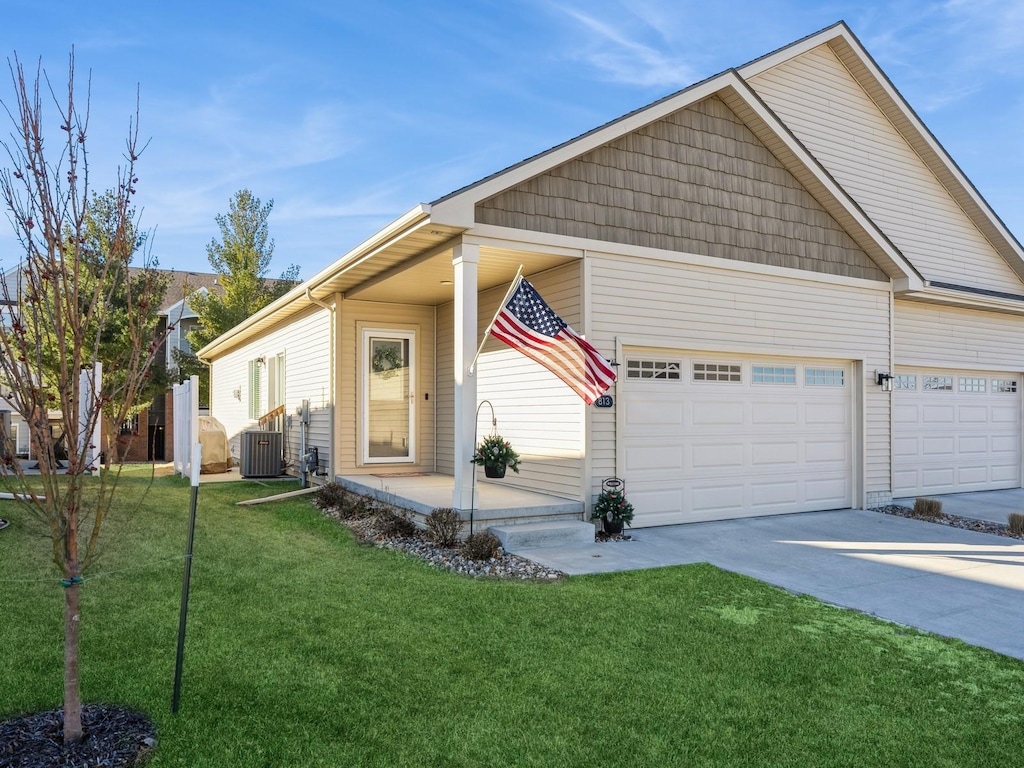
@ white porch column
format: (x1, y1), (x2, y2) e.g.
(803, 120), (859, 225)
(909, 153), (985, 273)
(452, 242), (479, 510)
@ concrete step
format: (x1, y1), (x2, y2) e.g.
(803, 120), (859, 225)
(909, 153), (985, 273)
(490, 520), (595, 550)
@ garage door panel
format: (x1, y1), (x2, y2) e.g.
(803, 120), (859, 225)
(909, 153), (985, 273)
(623, 353), (852, 526)
(692, 483), (745, 513)
(693, 401), (745, 426)
(957, 405), (988, 423)
(921, 436), (955, 456)
(624, 443), (683, 474)
(751, 401), (799, 424)
(805, 477), (849, 503)
(922, 405), (955, 423)
(992, 435), (1019, 453)
(749, 481), (799, 506)
(804, 439), (847, 463)
(624, 399), (684, 430)
(894, 368), (1021, 496)
(691, 442), (745, 469)
(992, 406), (1018, 423)
(957, 435), (988, 454)
(805, 402), (848, 425)
(751, 442), (800, 467)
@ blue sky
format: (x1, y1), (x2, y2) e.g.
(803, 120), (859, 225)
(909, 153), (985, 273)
(1, 0), (1022, 279)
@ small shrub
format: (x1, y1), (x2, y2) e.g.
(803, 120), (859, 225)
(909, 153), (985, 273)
(313, 482), (347, 511)
(1009, 513), (1024, 536)
(425, 507), (463, 547)
(375, 508), (419, 538)
(461, 531), (502, 561)
(913, 497), (944, 519)
(345, 496), (375, 521)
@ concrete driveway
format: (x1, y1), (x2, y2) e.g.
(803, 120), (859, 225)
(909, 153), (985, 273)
(513, 508), (1024, 661)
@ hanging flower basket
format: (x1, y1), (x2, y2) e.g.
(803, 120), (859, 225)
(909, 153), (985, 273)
(471, 434), (521, 478)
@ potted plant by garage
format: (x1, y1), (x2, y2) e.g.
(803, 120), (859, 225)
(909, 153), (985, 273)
(471, 434), (521, 479)
(591, 483), (634, 535)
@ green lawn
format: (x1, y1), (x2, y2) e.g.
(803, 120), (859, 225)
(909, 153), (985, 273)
(2, 470), (1024, 767)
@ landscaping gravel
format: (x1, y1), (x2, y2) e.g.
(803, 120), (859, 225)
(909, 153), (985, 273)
(319, 506), (566, 580)
(873, 504), (1024, 539)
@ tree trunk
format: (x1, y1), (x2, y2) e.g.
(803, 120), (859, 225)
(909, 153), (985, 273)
(63, 577), (83, 743)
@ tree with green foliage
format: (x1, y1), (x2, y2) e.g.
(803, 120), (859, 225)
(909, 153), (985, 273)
(0, 53), (168, 744)
(186, 189), (299, 351)
(175, 190), (298, 404)
(75, 190), (171, 466)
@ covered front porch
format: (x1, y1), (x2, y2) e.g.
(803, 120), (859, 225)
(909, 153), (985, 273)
(336, 472), (584, 528)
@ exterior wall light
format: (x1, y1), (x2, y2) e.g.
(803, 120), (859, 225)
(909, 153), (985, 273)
(875, 371), (893, 392)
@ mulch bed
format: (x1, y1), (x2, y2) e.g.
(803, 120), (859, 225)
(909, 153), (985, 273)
(0, 704), (155, 768)
(873, 504), (1024, 539)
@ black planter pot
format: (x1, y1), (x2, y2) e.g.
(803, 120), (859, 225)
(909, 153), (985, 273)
(603, 519), (625, 535)
(484, 464), (507, 479)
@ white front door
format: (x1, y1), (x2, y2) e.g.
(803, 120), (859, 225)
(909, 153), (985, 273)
(892, 369), (1021, 496)
(362, 330), (416, 464)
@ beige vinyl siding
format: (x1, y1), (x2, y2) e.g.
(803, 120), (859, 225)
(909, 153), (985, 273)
(749, 44), (1024, 294)
(894, 301), (1024, 370)
(589, 253), (892, 501)
(209, 305), (333, 476)
(473, 264), (584, 500)
(337, 300), (435, 473)
(435, 304), (454, 475)
(476, 96), (885, 282)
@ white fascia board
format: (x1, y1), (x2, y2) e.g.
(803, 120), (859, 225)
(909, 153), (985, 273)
(736, 21), (849, 79)
(199, 204), (432, 359)
(899, 286), (1024, 316)
(429, 75), (736, 228)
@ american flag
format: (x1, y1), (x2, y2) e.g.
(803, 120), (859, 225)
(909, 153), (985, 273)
(490, 277), (616, 405)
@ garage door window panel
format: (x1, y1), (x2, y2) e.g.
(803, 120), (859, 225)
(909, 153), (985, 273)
(893, 375), (916, 390)
(693, 362), (741, 382)
(752, 365), (796, 385)
(959, 377), (986, 393)
(993, 379), (1018, 393)
(923, 376), (953, 391)
(626, 359), (681, 380)
(806, 368), (845, 387)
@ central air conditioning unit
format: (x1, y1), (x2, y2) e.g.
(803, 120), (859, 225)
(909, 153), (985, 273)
(240, 430), (282, 478)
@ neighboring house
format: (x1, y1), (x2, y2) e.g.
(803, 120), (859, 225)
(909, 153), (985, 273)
(200, 22), (1024, 528)
(113, 270), (220, 462)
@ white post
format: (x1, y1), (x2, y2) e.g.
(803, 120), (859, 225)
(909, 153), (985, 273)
(188, 374), (199, 477)
(452, 242), (479, 510)
(78, 362), (102, 475)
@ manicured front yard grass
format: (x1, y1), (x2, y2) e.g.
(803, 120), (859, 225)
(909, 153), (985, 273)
(2, 469), (1024, 766)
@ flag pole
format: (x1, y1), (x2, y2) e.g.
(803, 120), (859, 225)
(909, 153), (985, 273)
(468, 264), (523, 376)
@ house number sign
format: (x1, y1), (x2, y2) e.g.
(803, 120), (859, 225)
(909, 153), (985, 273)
(594, 395), (614, 408)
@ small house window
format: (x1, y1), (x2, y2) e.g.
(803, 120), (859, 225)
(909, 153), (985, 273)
(805, 368), (844, 387)
(752, 365), (796, 385)
(248, 358), (263, 420)
(693, 362), (741, 383)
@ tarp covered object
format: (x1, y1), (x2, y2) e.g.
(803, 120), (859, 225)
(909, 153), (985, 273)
(198, 416), (231, 473)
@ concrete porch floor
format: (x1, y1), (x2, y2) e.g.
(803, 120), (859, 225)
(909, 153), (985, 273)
(336, 472), (584, 525)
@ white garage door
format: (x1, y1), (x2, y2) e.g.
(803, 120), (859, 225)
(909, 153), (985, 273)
(620, 353), (853, 527)
(892, 370), (1021, 497)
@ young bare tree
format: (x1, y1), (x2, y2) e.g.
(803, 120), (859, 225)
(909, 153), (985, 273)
(0, 53), (167, 744)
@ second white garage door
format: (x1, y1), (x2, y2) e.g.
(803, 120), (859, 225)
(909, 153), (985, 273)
(892, 369), (1021, 497)
(620, 352), (853, 527)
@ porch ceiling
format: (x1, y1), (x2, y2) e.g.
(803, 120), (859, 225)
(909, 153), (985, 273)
(342, 244), (577, 305)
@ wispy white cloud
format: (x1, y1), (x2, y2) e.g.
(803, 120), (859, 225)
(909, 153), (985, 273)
(551, 3), (698, 87)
